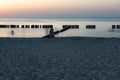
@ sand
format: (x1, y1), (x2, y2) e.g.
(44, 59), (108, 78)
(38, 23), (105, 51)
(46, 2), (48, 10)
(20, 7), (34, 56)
(0, 37), (120, 80)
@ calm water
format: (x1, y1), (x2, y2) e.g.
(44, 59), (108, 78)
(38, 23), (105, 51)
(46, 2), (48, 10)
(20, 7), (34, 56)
(0, 18), (120, 38)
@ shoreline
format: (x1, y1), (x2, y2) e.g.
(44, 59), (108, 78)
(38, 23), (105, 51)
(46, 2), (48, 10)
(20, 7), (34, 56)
(0, 36), (119, 39)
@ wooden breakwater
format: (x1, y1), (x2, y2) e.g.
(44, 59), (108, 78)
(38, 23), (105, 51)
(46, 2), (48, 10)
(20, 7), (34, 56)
(0, 24), (80, 29)
(42, 25), (79, 38)
(86, 25), (96, 29)
(1, 24), (120, 38)
(112, 25), (120, 29)
(0, 25), (53, 29)
(109, 25), (120, 32)
(0, 24), (120, 29)
(0, 24), (80, 37)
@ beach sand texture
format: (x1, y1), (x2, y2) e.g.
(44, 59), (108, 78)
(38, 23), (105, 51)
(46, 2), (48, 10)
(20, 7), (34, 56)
(0, 37), (120, 80)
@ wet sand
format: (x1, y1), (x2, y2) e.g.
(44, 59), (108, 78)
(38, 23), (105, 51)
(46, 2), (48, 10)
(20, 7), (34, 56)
(0, 37), (120, 80)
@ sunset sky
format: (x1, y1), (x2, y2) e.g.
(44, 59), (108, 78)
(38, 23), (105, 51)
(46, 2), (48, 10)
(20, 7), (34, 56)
(0, 0), (120, 18)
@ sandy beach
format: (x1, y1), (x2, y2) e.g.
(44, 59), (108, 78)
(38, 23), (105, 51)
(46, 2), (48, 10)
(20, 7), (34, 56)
(0, 37), (120, 80)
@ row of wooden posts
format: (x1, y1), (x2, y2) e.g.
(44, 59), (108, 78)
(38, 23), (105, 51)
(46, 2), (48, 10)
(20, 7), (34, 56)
(0, 24), (120, 29)
(0, 25), (80, 29)
(112, 25), (120, 29)
(0, 25), (53, 28)
(0, 25), (94, 29)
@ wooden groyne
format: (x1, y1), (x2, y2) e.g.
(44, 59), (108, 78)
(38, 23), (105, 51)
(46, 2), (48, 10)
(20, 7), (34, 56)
(63, 25), (79, 29)
(117, 25), (120, 29)
(42, 25), (79, 38)
(10, 25), (19, 28)
(0, 25), (9, 28)
(0, 25), (79, 29)
(21, 25), (30, 28)
(31, 25), (40, 28)
(0, 25), (53, 29)
(42, 25), (53, 28)
(86, 25), (96, 29)
(0, 24), (120, 29)
(0, 24), (80, 38)
(112, 25), (120, 29)
(109, 25), (120, 32)
(1, 24), (120, 37)
(1, 24), (120, 29)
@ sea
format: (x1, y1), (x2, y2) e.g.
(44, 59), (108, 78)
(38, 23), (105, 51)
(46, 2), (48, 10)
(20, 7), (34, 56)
(0, 17), (120, 38)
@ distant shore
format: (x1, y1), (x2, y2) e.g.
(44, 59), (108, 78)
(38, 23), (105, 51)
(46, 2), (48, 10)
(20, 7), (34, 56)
(0, 37), (119, 80)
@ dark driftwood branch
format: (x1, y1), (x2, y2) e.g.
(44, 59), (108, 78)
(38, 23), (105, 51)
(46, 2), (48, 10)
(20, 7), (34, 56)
(42, 27), (71, 38)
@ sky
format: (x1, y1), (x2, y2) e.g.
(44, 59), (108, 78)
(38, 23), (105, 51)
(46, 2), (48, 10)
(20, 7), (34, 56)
(0, 0), (120, 18)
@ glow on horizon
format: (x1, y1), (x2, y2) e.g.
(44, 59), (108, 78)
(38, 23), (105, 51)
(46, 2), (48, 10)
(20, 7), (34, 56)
(0, 0), (120, 17)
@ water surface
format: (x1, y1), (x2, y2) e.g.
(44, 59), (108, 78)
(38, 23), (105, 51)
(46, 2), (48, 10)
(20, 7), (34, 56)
(0, 18), (120, 38)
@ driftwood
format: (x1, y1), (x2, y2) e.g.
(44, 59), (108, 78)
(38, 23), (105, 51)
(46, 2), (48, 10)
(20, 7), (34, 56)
(42, 27), (71, 38)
